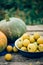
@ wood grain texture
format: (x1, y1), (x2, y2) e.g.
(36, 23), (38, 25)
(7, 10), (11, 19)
(27, 25), (43, 31)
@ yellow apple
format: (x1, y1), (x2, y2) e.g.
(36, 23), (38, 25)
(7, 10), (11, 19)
(38, 44), (43, 51)
(28, 43), (37, 52)
(35, 50), (39, 52)
(30, 36), (35, 43)
(23, 39), (30, 47)
(21, 33), (30, 40)
(34, 32), (40, 40)
(21, 47), (27, 51)
(13, 46), (18, 52)
(6, 45), (12, 52)
(17, 41), (23, 48)
(5, 54), (12, 61)
(37, 37), (43, 44)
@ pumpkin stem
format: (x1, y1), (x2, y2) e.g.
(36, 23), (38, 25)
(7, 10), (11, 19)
(5, 14), (10, 21)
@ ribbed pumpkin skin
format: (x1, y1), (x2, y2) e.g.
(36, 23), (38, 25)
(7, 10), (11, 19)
(0, 31), (7, 52)
(0, 17), (26, 43)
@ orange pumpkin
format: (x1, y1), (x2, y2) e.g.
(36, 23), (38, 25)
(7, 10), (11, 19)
(0, 31), (7, 52)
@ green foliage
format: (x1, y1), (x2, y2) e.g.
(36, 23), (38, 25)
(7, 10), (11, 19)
(0, 0), (43, 25)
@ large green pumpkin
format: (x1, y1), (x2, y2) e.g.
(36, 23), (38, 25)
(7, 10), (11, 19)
(0, 17), (26, 43)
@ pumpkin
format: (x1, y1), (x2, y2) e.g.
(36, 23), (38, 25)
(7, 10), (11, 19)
(0, 31), (7, 52)
(0, 17), (26, 43)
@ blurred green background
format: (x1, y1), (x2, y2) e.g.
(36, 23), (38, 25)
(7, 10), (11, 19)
(0, 0), (43, 25)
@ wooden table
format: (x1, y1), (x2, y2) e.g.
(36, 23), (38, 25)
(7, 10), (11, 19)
(0, 25), (43, 65)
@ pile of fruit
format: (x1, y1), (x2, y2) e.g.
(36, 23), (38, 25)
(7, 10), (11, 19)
(5, 46), (18, 61)
(0, 17), (26, 61)
(0, 31), (18, 61)
(0, 31), (43, 61)
(0, 17), (43, 61)
(17, 32), (43, 52)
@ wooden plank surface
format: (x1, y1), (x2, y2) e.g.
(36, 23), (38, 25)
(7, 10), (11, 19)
(27, 25), (43, 31)
(26, 25), (43, 35)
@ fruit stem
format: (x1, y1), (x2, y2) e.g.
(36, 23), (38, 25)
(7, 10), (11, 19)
(5, 14), (9, 21)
